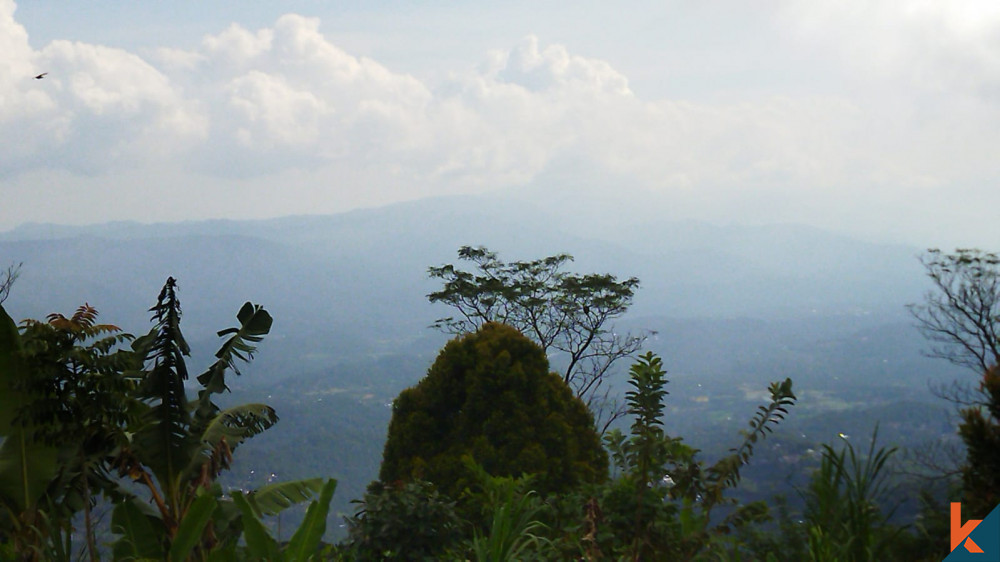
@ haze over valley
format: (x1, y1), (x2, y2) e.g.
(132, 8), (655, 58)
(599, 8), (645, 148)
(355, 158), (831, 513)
(0, 194), (967, 533)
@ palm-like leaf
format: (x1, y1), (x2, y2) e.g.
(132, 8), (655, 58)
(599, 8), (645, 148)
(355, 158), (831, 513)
(111, 499), (165, 561)
(184, 403), (278, 483)
(285, 479), (337, 562)
(193, 303), (272, 428)
(197, 303), (272, 395)
(232, 492), (283, 560)
(242, 478), (324, 517)
(168, 494), (217, 562)
(0, 432), (60, 513)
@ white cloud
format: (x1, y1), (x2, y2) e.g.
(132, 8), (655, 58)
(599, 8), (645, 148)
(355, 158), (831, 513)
(202, 22), (273, 67)
(0, 5), (204, 175)
(4, 1), (1000, 246)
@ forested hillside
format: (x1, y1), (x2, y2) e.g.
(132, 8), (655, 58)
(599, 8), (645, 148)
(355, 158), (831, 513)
(0, 195), (987, 560)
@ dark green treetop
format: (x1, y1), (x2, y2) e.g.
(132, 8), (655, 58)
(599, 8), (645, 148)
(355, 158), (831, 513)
(379, 322), (608, 498)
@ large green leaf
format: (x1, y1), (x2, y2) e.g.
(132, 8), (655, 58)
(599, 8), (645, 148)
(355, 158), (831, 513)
(169, 493), (217, 562)
(232, 491), (283, 561)
(196, 302), (272, 394)
(244, 478), (324, 517)
(111, 498), (166, 561)
(284, 478), (336, 562)
(0, 431), (60, 513)
(184, 403), (278, 482)
(200, 403), (278, 450)
(0, 304), (24, 434)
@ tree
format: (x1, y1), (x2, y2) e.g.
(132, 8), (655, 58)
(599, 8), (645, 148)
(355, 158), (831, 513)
(378, 322), (608, 499)
(908, 249), (1000, 379)
(597, 352), (796, 561)
(0, 302), (141, 561)
(957, 365), (1000, 518)
(909, 249), (1000, 516)
(428, 246), (645, 428)
(111, 277), (326, 560)
(18, 305), (142, 560)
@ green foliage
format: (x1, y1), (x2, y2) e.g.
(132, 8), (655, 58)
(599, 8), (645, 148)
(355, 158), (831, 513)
(910, 248), (1000, 520)
(706, 377), (796, 499)
(0, 279), (326, 560)
(345, 480), (464, 561)
(958, 365), (1000, 518)
(462, 459), (553, 561)
(233, 491), (283, 560)
(242, 478), (327, 518)
(428, 246), (645, 421)
(594, 352), (795, 561)
(169, 493), (218, 562)
(285, 478), (337, 561)
(0, 302), (142, 560)
(108, 277), (328, 559)
(379, 322), (608, 498)
(800, 427), (904, 562)
(233, 478), (338, 562)
(111, 499), (164, 560)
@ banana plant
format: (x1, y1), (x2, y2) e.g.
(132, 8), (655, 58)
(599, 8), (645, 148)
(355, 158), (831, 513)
(111, 277), (323, 560)
(231, 478), (338, 561)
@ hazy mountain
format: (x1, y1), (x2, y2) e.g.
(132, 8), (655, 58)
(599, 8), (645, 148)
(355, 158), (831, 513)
(1, 192), (929, 325)
(0, 193), (960, 536)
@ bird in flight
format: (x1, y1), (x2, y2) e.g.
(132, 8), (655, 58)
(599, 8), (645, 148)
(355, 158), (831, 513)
(34, 72), (47, 80)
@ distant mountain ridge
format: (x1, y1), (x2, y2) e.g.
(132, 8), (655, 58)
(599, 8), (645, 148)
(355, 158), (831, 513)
(0, 194), (960, 541)
(1, 192), (927, 323)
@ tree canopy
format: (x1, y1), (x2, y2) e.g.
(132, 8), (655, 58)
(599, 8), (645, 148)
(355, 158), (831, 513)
(910, 248), (1000, 519)
(428, 246), (645, 428)
(378, 322), (608, 498)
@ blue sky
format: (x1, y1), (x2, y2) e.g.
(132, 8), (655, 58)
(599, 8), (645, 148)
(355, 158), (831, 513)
(4, 0), (1000, 247)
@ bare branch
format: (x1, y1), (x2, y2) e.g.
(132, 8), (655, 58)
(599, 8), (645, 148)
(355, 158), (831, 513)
(909, 249), (1000, 403)
(0, 262), (22, 305)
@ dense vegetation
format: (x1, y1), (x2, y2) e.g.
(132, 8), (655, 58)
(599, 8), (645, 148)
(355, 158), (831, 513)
(379, 323), (607, 497)
(0, 279), (335, 561)
(0, 246), (997, 560)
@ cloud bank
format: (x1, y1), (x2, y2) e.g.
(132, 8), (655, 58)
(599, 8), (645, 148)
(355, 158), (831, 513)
(3, 0), (1000, 245)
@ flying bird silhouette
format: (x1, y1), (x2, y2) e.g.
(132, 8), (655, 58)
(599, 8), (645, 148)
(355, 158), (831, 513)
(34, 73), (47, 80)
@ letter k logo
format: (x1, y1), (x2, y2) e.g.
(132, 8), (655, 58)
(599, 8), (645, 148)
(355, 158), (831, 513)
(953, 503), (985, 554)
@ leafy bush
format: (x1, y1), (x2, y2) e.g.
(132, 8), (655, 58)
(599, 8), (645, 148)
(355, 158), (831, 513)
(344, 480), (464, 561)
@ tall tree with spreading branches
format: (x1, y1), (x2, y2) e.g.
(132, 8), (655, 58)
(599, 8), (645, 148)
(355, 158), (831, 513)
(909, 248), (1000, 518)
(908, 249), (1000, 379)
(428, 246), (646, 429)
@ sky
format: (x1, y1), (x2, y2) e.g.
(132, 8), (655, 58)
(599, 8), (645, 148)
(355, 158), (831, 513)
(3, 0), (1000, 247)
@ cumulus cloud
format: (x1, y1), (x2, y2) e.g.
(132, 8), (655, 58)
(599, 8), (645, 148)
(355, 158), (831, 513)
(0, 3), (204, 175)
(4, 1), (1000, 245)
